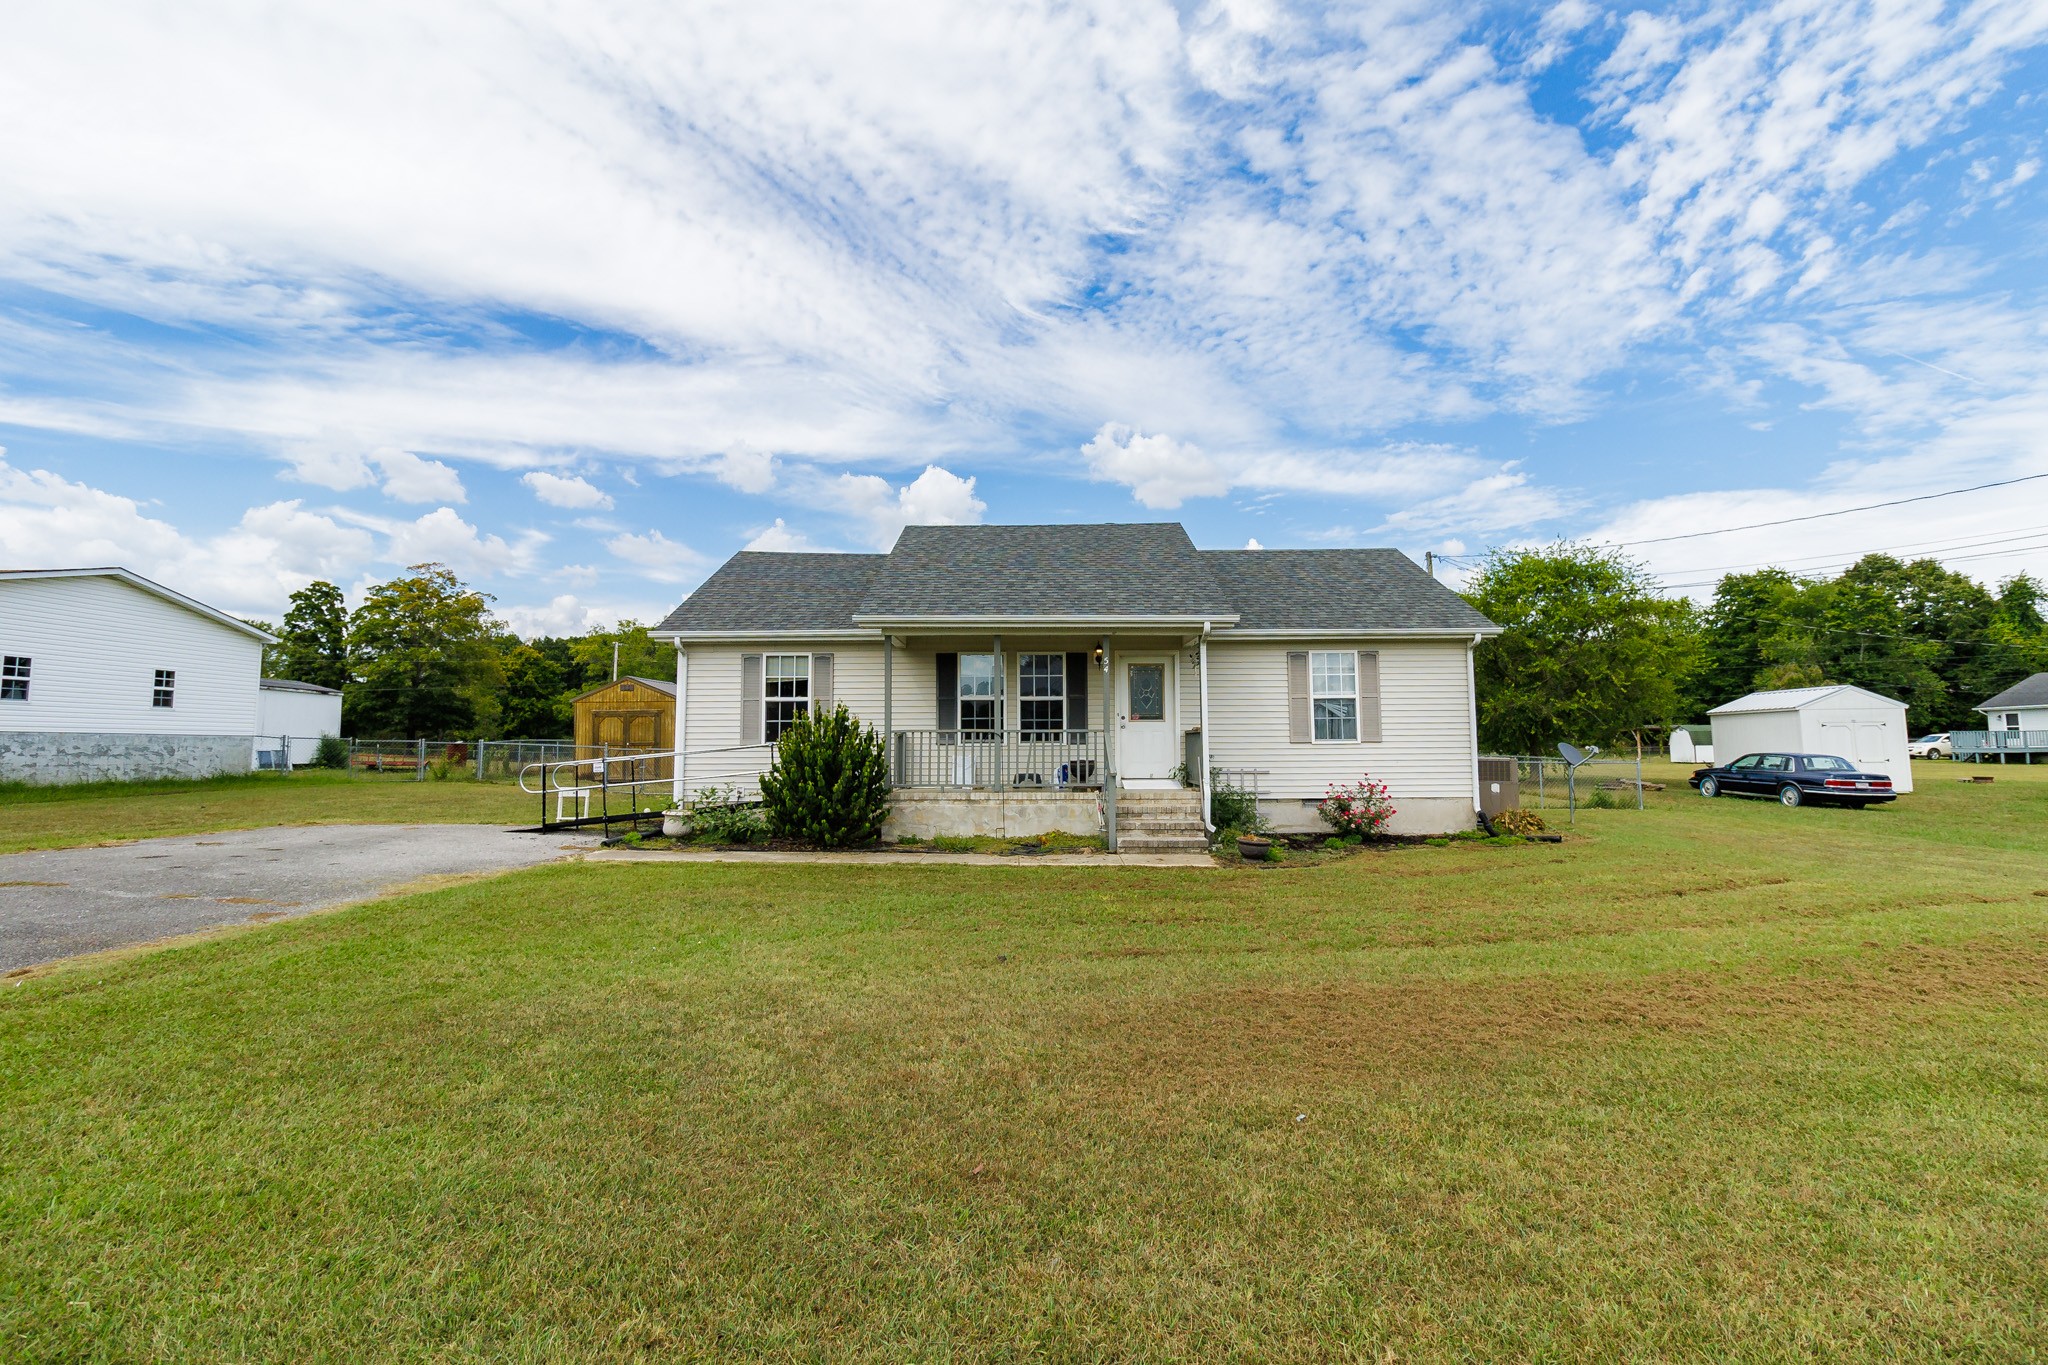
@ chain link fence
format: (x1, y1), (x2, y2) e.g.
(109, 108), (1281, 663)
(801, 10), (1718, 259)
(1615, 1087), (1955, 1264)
(1510, 754), (1649, 812)
(339, 739), (661, 782)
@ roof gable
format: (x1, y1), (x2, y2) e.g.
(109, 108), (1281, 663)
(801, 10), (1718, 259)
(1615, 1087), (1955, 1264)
(1977, 672), (2048, 711)
(1710, 684), (1905, 715)
(655, 552), (885, 634)
(1199, 549), (1497, 633)
(855, 523), (1235, 622)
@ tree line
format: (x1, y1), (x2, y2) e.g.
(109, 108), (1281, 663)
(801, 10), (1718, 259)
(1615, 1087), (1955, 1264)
(251, 551), (2048, 752)
(248, 564), (674, 741)
(1463, 546), (2048, 755)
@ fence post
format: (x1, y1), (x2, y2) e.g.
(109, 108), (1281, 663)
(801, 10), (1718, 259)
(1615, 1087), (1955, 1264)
(281, 737), (290, 777)
(476, 741), (485, 782)
(417, 737), (426, 782)
(1635, 752), (1644, 811)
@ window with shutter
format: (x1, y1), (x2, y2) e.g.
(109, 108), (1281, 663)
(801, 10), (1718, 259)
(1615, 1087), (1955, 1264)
(813, 653), (834, 712)
(740, 654), (764, 745)
(1286, 652), (1311, 743)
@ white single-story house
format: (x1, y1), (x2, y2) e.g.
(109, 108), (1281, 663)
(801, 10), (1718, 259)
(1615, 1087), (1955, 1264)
(0, 567), (275, 784)
(1669, 724), (1714, 765)
(256, 677), (345, 768)
(1708, 684), (1913, 793)
(650, 523), (1501, 848)
(1969, 672), (2048, 761)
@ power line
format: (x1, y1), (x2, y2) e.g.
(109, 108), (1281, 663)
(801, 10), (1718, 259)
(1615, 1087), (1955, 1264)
(1609, 472), (2048, 547)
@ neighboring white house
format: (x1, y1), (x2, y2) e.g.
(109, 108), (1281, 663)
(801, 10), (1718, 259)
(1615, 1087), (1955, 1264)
(1975, 674), (2048, 739)
(650, 523), (1502, 845)
(256, 678), (344, 768)
(1669, 724), (1714, 765)
(1708, 684), (1914, 793)
(0, 567), (274, 784)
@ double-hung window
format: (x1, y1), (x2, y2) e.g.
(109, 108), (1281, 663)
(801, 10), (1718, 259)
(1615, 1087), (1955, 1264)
(1309, 651), (1358, 742)
(0, 655), (27, 702)
(151, 669), (176, 709)
(763, 654), (809, 740)
(958, 654), (997, 733)
(1018, 653), (1064, 738)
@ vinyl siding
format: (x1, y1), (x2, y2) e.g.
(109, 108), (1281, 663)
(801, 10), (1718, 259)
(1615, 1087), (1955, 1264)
(1202, 638), (1475, 800)
(0, 576), (263, 736)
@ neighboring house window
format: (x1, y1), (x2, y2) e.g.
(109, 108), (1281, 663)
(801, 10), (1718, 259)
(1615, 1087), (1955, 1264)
(958, 653), (997, 733)
(1310, 650), (1358, 742)
(763, 655), (808, 740)
(2007, 713), (2022, 731)
(0, 655), (27, 701)
(1018, 653), (1064, 737)
(152, 669), (176, 709)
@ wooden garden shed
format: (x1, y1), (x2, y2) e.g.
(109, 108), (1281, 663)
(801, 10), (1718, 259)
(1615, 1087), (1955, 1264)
(571, 676), (675, 761)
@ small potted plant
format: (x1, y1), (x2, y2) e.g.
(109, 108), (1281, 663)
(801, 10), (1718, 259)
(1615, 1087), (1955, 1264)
(1236, 833), (1273, 860)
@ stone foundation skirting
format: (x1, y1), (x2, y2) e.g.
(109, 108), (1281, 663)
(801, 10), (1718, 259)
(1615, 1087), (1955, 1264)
(884, 788), (1106, 840)
(0, 732), (254, 785)
(1258, 794), (1476, 837)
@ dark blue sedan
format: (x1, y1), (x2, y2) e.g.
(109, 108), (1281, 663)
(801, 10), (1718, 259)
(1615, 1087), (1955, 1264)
(1688, 752), (1898, 808)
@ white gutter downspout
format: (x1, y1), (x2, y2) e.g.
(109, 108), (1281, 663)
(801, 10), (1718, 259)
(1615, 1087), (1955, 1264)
(672, 646), (689, 809)
(1467, 632), (1482, 823)
(1198, 620), (1214, 833)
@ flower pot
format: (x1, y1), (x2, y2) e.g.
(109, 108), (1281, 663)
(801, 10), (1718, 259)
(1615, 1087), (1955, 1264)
(1237, 835), (1272, 861)
(662, 811), (692, 838)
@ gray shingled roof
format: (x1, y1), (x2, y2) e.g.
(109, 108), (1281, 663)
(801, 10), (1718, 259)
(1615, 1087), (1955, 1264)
(655, 552), (885, 633)
(1199, 549), (1498, 632)
(855, 523), (1237, 620)
(655, 527), (1500, 634)
(1978, 672), (2048, 710)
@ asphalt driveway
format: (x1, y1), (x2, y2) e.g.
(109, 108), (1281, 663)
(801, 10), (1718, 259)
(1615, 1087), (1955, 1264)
(0, 824), (599, 972)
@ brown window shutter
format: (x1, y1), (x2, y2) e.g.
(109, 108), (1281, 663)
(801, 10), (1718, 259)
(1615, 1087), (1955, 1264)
(937, 653), (958, 732)
(740, 654), (763, 745)
(1357, 650), (1381, 743)
(812, 653), (834, 713)
(1286, 651), (1311, 743)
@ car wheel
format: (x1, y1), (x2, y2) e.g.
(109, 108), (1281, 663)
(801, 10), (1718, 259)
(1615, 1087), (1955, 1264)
(1779, 784), (1803, 808)
(1699, 776), (1719, 798)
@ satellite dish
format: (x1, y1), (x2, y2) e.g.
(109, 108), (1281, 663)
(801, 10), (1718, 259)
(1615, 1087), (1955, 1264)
(1558, 742), (1589, 767)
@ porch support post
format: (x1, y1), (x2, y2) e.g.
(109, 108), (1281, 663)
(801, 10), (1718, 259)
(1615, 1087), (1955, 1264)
(1101, 634), (1117, 852)
(671, 645), (688, 808)
(882, 635), (894, 786)
(1198, 621), (1213, 833)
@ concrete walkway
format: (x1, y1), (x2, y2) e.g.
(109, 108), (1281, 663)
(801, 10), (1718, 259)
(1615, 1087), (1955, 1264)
(0, 825), (600, 972)
(586, 848), (1216, 868)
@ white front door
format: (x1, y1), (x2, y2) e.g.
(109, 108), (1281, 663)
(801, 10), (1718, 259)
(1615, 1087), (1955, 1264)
(1117, 655), (1177, 782)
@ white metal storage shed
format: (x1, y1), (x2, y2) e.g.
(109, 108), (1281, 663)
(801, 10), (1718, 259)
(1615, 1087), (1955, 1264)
(1708, 685), (1914, 793)
(256, 678), (344, 767)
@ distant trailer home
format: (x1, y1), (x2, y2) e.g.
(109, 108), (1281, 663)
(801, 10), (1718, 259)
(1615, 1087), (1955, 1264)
(0, 568), (275, 784)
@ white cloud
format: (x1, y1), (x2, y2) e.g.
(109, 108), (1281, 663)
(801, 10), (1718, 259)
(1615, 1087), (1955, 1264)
(605, 529), (705, 583)
(825, 463), (988, 548)
(1244, 536), (1264, 549)
(714, 444), (777, 495)
(743, 518), (822, 552)
(372, 449), (466, 504)
(1082, 423), (1230, 509)
(521, 470), (613, 510)
(386, 507), (541, 576)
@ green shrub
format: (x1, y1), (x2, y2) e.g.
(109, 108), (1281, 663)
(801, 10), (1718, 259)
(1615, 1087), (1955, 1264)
(313, 735), (349, 769)
(690, 786), (768, 844)
(1319, 777), (1396, 839)
(758, 705), (890, 848)
(1209, 778), (1270, 836)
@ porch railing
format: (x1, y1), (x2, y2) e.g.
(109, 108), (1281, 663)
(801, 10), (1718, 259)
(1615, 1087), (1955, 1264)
(890, 729), (1106, 790)
(1954, 729), (2048, 757)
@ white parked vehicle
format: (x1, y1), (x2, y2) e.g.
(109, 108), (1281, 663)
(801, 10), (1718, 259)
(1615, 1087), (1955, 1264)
(1906, 733), (1952, 759)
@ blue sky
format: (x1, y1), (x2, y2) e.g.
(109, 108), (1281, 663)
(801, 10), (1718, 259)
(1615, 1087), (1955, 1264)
(2, 0), (2045, 633)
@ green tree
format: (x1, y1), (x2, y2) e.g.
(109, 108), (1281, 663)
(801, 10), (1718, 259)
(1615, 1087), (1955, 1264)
(274, 580), (351, 689)
(758, 705), (891, 847)
(345, 564), (503, 739)
(1463, 544), (1700, 754)
(1693, 568), (1808, 712)
(569, 621), (675, 688)
(498, 644), (570, 738)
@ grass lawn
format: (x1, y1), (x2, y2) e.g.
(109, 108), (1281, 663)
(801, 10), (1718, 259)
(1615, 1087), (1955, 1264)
(0, 771), (544, 855)
(3, 762), (2047, 1359)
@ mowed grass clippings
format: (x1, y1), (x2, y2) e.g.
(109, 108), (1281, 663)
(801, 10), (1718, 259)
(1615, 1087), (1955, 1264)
(0, 770), (542, 854)
(1, 766), (2047, 1358)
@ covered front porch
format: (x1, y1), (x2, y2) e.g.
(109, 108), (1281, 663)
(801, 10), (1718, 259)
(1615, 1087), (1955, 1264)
(874, 629), (1214, 848)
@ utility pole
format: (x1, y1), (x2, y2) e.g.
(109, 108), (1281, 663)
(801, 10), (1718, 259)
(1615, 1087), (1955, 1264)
(1425, 551), (1436, 578)
(612, 641), (620, 682)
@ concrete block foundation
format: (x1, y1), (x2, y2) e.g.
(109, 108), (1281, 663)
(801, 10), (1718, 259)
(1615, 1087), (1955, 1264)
(0, 732), (254, 785)
(1258, 794), (1476, 837)
(884, 788), (1105, 841)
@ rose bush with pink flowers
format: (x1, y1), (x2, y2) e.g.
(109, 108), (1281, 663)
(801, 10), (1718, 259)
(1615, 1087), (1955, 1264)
(1318, 777), (1396, 839)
